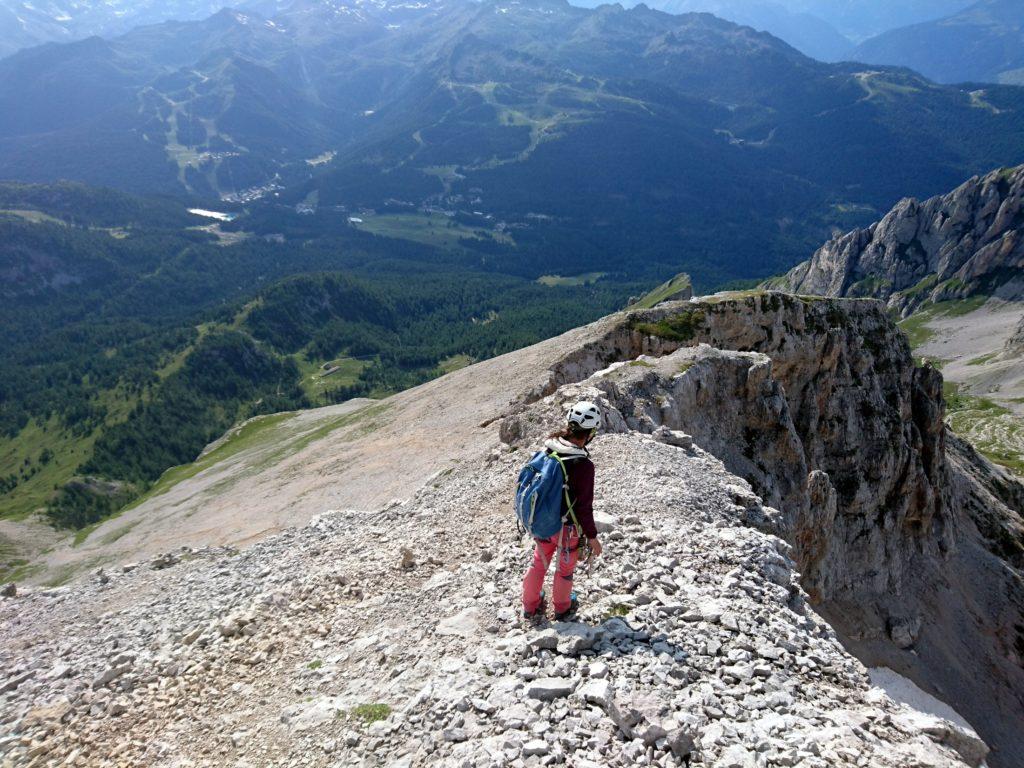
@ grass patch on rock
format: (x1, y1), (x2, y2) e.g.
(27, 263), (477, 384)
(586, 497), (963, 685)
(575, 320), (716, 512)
(629, 273), (692, 309)
(631, 310), (706, 343)
(537, 272), (606, 287)
(121, 411), (297, 511)
(348, 703), (391, 724)
(944, 383), (1024, 477)
(898, 297), (990, 352)
(967, 351), (1000, 367)
(898, 311), (936, 349)
(352, 212), (512, 250)
(438, 354), (474, 374)
(602, 603), (631, 620)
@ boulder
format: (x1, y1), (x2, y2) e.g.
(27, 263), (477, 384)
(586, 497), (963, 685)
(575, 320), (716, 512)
(891, 710), (989, 767)
(526, 628), (559, 652)
(522, 739), (549, 757)
(527, 678), (575, 701)
(554, 623), (603, 655)
(593, 511), (618, 533)
(715, 744), (757, 768)
(578, 679), (613, 709)
(652, 426), (693, 449)
(280, 697), (345, 732)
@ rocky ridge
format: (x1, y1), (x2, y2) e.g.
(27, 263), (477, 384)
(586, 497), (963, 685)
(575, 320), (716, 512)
(776, 165), (1024, 315)
(504, 293), (1024, 765)
(2, 294), (1022, 767)
(0, 419), (990, 768)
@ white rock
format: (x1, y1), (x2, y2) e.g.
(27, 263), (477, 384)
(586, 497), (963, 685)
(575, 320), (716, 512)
(280, 697), (344, 731)
(578, 679), (613, 708)
(653, 426), (694, 449)
(436, 607), (482, 637)
(522, 739), (549, 756)
(715, 743), (757, 768)
(527, 628), (559, 651)
(554, 623), (602, 654)
(593, 511), (619, 533)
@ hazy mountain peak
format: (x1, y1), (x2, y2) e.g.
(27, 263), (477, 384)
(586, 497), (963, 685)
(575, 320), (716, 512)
(850, 0), (1024, 85)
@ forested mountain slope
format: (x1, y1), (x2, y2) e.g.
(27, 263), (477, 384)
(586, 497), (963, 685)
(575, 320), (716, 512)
(0, 181), (643, 574)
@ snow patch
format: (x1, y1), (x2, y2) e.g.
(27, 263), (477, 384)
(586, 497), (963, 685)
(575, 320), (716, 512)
(868, 667), (978, 736)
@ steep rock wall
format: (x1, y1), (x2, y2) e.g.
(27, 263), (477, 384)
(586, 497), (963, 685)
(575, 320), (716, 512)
(513, 293), (954, 603)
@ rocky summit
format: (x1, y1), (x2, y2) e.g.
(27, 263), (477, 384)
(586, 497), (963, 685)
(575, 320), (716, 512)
(777, 165), (1024, 315)
(2, 293), (1023, 768)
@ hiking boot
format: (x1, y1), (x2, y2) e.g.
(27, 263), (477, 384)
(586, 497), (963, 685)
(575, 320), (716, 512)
(524, 592), (546, 622)
(554, 594), (579, 621)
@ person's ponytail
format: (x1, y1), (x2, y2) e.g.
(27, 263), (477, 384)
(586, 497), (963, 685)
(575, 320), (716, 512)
(547, 424), (591, 441)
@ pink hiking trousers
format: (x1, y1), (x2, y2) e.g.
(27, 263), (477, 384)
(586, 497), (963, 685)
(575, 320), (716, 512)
(522, 525), (580, 614)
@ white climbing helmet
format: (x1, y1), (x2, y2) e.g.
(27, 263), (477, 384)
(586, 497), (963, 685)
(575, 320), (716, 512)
(566, 401), (602, 431)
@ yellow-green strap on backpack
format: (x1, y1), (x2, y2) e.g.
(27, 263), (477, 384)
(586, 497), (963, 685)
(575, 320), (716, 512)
(547, 451), (583, 539)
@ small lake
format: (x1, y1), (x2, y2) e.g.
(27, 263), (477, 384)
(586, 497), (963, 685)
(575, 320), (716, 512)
(188, 208), (237, 222)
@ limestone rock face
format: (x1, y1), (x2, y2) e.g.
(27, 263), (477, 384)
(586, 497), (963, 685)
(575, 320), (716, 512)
(513, 294), (955, 606)
(777, 165), (1024, 314)
(501, 293), (1024, 764)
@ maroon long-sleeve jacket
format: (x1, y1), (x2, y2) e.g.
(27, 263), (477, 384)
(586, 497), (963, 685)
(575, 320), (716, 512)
(564, 457), (597, 539)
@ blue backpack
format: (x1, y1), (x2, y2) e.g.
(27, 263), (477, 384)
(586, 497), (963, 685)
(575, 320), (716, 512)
(515, 451), (575, 539)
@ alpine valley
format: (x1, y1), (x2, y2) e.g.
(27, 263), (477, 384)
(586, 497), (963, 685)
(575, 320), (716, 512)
(1, 0), (1024, 286)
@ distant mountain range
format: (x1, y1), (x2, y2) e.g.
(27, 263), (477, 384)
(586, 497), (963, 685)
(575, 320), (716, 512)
(852, 0), (1024, 85)
(571, 0), (978, 63)
(1, 0), (1023, 288)
(0, 0), (978, 61)
(776, 0), (975, 42)
(0, 0), (236, 58)
(568, 0), (854, 62)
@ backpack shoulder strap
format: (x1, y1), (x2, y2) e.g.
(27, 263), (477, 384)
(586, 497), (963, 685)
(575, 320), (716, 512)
(546, 451), (583, 537)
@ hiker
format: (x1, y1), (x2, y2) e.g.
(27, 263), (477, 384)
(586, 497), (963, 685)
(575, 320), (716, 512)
(520, 401), (603, 621)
